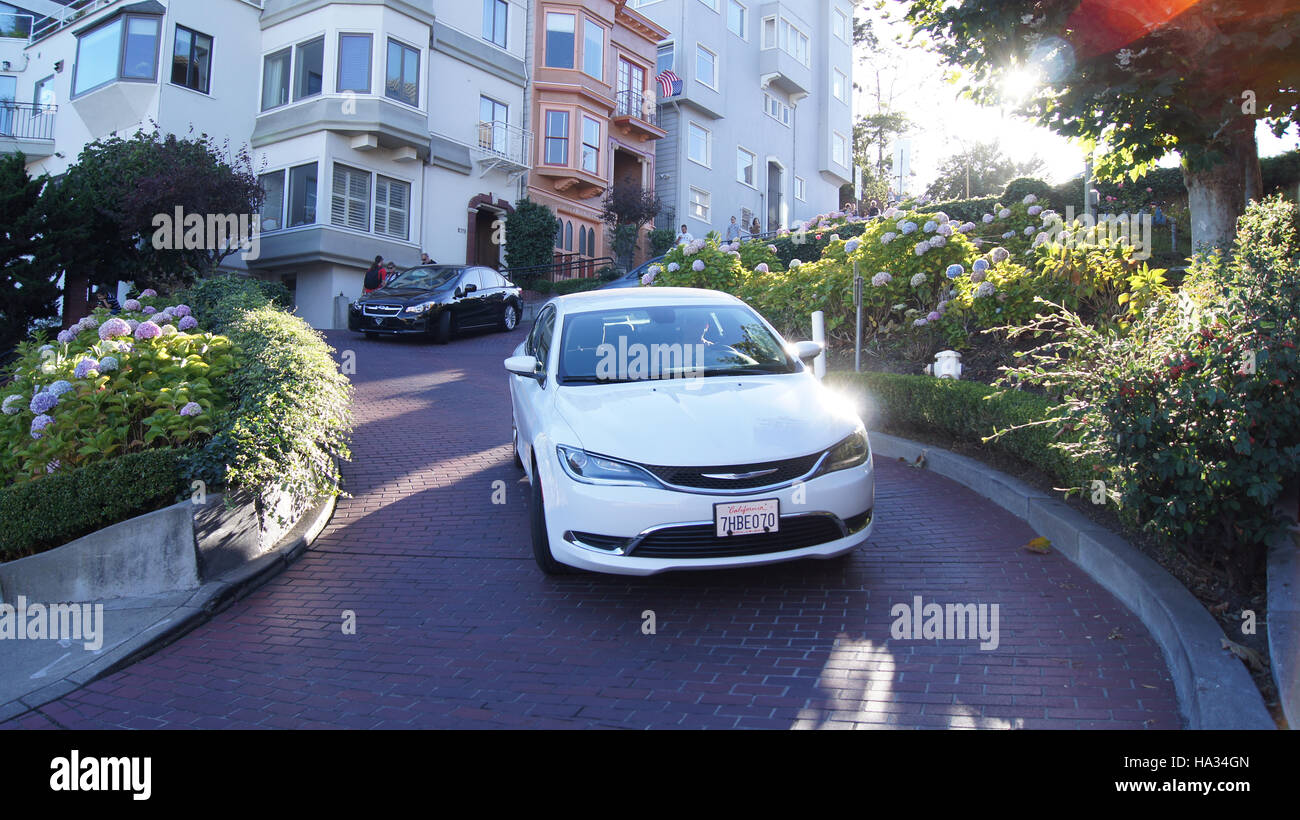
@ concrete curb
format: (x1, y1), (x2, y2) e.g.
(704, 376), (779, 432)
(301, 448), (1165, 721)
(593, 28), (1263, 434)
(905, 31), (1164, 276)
(870, 431), (1275, 730)
(0, 493), (337, 723)
(1267, 486), (1299, 728)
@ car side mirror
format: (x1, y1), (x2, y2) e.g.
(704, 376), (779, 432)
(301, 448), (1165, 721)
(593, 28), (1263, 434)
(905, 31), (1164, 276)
(504, 355), (542, 380)
(790, 340), (823, 363)
(464, 283), (477, 294)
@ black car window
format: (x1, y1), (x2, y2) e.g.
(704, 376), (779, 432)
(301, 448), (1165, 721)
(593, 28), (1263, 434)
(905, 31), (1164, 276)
(459, 270), (483, 292)
(381, 266), (459, 290)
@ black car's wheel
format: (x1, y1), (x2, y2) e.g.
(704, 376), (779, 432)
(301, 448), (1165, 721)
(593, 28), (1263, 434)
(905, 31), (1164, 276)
(512, 426), (524, 469)
(499, 301), (520, 332)
(529, 463), (570, 575)
(433, 310), (452, 344)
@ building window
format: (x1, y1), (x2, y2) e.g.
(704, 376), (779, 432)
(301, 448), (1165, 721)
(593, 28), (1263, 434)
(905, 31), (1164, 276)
(330, 163), (371, 232)
(33, 74), (55, 112)
(479, 95), (509, 153)
(617, 59), (647, 117)
(727, 1), (746, 38)
(337, 33), (371, 93)
(689, 186), (710, 222)
(385, 39), (419, 106)
(287, 163), (318, 228)
(261, 47), (290, 109)
(582, 19), (604, 81)
(581, 116), (600, 174)
(73, 14), (161, 96)
(764, 92), (790, 126)
(687, 121), (710, 166)
(578, 225), (588, 257)
(544, 110), (569, 165)
(171, 25), (212, 94)
(293, 36), (324, 101)
(761, 16), (775, 49)
(483, 0), (508, 49)
(374, 175), (410, 240)
(833, 68), (848, 102)
(259, 170), (286, 231)
(545, 12), (576, 69)
(656, 42), (674, 75)
(832, 131), (848, 167)
(565, 220), (573, 251)
(833, 8), (849, 42)
(762, 16), (808, 65)
(695, 45), (716, 89)
(794, 175), (806, 201)
(737, 146), (755, 187)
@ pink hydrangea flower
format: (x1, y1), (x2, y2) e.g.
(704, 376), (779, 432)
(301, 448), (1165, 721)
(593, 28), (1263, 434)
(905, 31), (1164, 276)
(179, 315), (199, 331)
(98, 317), (132, 340)
(180, 402), (202, 417)
(134, 321), (162, 340)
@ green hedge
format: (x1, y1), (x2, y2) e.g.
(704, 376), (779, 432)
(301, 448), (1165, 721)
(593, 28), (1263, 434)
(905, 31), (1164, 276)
(769, 220), (868, 267)
(826, 371), (1096, 494)
(0, 448), (187, 557)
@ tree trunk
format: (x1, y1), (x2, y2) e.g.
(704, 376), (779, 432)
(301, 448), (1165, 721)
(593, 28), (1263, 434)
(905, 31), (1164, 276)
(61, 270), (90, 329)
(1182, 120), (1259, 250)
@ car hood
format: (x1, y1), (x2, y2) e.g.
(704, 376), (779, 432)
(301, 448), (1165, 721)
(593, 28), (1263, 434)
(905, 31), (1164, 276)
(552, 374), (862, 466)
(359, 287), (450, 304)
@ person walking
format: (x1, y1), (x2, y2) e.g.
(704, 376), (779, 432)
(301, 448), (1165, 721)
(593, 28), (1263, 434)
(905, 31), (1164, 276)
(724, 216), (742, 242)
(363, 255), (388, 294)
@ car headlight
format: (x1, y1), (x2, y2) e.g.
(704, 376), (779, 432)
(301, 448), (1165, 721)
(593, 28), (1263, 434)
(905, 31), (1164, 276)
(404, 301), (437, 315)
(349, 301), (361, 311)
(556, 445), (661, 488)
(817, 427), (870, 475)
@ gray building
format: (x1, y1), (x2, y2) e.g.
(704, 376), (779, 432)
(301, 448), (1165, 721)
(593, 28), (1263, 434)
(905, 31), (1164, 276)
(630, 0), (854, 236)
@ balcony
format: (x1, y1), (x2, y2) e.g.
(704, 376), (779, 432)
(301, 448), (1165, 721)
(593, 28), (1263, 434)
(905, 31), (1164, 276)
(472, 120), (532, 178)
(0, 102), (57, 159)
(612, 89), (666, 142)
(759, 46), (811, 100)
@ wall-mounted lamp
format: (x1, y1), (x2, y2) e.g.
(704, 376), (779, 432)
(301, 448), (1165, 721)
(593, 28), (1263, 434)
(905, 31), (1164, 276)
(1, 61), (10, 71)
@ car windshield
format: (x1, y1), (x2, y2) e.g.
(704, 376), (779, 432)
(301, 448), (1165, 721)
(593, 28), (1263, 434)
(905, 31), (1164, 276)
(557, 304), (797, 384)
(380, 266), (460, 291)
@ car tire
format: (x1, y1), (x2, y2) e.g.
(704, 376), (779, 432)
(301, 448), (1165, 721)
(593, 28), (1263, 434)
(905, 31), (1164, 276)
(529, 462), (570, 575)
(499, 301), (520, 333)
(512, 426), (524, 469)
(433, 311), (452, 345)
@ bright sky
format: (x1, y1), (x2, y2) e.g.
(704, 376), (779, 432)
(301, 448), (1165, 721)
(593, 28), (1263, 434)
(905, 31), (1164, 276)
(852, 11), (1300, 196)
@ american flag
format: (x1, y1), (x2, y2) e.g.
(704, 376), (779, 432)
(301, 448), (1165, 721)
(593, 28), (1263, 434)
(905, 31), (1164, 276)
(656, 69), (682, 97)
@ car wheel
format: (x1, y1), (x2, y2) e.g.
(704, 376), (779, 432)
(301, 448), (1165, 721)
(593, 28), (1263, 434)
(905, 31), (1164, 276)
(529, 462), (570, 575)
(433, 311), (452, 345)
(512, 426), (524, 469)
(499, 302), (520, 332)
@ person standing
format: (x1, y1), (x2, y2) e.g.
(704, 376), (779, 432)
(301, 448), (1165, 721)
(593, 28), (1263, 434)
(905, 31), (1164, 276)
(749, 217), (761, 237)
(676, 224), (694, 245)
(724, 216), (742, 242)
(363, 255), (388, 294)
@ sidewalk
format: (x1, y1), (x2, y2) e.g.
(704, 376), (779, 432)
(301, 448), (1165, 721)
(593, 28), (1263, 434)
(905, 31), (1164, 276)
(0, 495), (335, 724)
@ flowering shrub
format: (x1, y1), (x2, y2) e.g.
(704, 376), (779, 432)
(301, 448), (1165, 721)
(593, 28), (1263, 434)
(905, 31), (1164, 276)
(655, 236), (749, 291)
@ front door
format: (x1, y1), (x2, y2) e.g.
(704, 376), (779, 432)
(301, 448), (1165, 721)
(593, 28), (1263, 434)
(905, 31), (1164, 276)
(766, 162), (782, 233)
(474, 208), (499, 269)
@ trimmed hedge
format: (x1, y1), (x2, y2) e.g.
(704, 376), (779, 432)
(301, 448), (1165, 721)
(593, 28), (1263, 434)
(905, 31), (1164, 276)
(0, 448), (187, 557)
(826, 371), (1096, 494)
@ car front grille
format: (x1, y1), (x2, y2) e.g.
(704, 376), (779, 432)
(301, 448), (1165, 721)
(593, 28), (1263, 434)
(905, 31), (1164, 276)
(362, 303), (403, 317)
(631, 513), (849, 559)
(643, 453), (823, 491)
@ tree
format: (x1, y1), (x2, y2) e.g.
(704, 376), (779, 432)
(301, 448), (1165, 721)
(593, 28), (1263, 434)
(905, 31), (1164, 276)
(50, 128), (263, 325)
(504, 197), (561, 277)
(896, 0), (1300, 249)
(852, 6), (917, 203)
(601, 182), (662, 269)
(0, 153), (60, 352)
(924, 139), (1045, 200)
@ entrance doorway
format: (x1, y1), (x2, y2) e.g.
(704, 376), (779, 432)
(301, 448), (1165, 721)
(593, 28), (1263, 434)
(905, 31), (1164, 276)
(766, 161), (783, 232)
(472, 207), (500, 269)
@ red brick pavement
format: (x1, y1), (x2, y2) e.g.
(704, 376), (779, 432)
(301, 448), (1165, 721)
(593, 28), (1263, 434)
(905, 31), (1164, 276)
(1, 327), (1183, 729)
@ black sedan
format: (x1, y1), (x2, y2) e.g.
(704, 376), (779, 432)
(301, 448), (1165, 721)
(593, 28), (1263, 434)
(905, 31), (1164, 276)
(348, 265), (523, 343)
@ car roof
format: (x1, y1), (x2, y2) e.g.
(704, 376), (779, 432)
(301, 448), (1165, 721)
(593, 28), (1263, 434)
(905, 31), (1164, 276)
(548, 287), (744, 316)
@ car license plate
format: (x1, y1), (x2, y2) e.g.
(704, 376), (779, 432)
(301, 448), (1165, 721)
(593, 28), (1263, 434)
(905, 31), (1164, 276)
(714, 498), (779, 537)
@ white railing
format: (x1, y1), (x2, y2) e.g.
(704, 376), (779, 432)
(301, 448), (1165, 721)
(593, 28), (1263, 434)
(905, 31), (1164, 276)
(1, 11), (33, 39)
(472, 119), (532, 168)
(30, 0), (262, 43)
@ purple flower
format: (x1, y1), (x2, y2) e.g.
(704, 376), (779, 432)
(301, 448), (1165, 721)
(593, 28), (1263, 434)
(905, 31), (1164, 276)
(140, 288), (158, 297)
(2, 394), (23, 415)
(98, 317), (132, 340)
(927, 311), (942, 322)
(127, 319), (140, 331)
(123, 299), (142, 312)
(691, 259), (705, 272)
(180, 402), (202, 417)
(74, 358), (99, 379)
(45, 459), (60, 474)
(913, 318), (929, 327)
(48, 380), (74, 397)
(57, 329), (76, 345)
(173, 304), (191, 317)
(178, 315), (199, 332)
(153, 312), (173, 324)
(134, 321), (162, 340)
(142, 305), (157, 315)
(29, 391), (58, 414)
(30, 414), (53, 439)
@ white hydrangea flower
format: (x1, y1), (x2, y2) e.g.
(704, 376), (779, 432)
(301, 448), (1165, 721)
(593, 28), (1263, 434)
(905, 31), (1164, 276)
(937, 223), (953, 237)
(1024, 225), (1035, 235)
(975, 282), (996, 298)
(667, 262), (680, 272)
(909, 272), (927, 287)
(982, 213), (995, 223)
(931, 235), (947, 247)
(1023, 194), (1038, 205)
(872, 271), (892, 287)
(880, 232), (897, 245)
(1002, 231), (1015, 239)
(934, 212), (950, 224)
(692, 259), (705, 272)
(914, 241), (930, 256)
(923, 220), (937, 233)
(999, 208), (1011, 219)
(1027, 205), (1042, 216)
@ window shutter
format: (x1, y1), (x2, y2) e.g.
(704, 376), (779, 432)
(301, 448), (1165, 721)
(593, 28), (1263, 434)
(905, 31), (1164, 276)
(331, 165), (370, 231)
(375, 176), (409, 240)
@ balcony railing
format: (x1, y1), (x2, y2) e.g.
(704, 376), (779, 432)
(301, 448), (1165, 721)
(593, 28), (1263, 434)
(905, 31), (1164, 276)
(1, 11), (32, 39)
(500, 255), (615, 286)
(471, 119), (532, 174)
(29, 0), (261, 43)
(614, 89), (657, 126)
(0, 102), (57, 141)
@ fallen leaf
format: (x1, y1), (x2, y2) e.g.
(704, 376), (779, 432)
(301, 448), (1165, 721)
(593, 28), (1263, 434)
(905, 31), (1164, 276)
(1221, 638), (1268, 672)
(1024, 536), (1052, 554)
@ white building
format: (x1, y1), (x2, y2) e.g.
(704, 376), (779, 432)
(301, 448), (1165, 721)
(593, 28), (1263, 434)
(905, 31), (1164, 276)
(627, 0), (855, 236)
(0, 0), (534, 329)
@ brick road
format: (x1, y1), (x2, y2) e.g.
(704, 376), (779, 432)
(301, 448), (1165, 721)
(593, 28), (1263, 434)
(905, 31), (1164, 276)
(3, 327), (1182, 729)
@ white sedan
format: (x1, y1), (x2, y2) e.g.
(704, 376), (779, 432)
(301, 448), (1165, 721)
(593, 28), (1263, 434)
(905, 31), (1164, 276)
(505, 287), (875, 575)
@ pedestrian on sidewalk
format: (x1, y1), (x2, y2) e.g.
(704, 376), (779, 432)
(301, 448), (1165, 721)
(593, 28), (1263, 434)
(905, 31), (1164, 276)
(363, 255), (388, 294)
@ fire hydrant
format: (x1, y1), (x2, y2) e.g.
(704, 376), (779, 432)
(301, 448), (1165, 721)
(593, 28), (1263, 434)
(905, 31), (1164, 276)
(923, 350), (963, 380)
